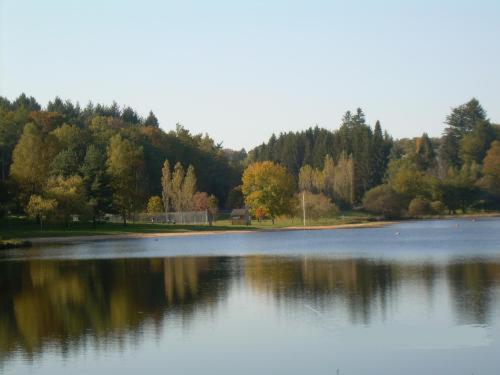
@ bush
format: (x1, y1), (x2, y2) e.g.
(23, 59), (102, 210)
(295, 192), (338, 220)
(363, 185), (407, 218)
(147, 196), (164, 214)
(430, 201), (445, 215)
(408, 197), (432, 216)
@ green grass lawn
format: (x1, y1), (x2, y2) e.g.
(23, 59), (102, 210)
(0, 211), (377, 239)
(0, 217), (255, 239)
(217, 211), (377, 228)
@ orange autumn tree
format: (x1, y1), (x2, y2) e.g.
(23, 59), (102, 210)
(254, 207), (267, 222)
(241, 161), (295, 224)
(478, 140), (500, 199)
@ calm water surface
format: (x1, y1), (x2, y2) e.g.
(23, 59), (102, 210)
(1, 218), (500, 374)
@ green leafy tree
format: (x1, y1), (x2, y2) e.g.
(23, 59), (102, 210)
(0, 111), (23, 181)
(26, 195), (57, 230)
(459, 122), (495, 164)
(322, 154), (335, 197)
(363, 185), (407, 218)
(51, 124), (86, 156)
(436, 166), (480, 213)
(161, 159), (172, 218)
(389, 161), (435, 199)
(207, 194), (219, 225)
(107, 135), (144, 224)
(10, 123), (59, 200)
(45, 175), (87, 227)
(81, 145), (111, 225)
(50, 149), (80, 177)
(408, 197), (432, 217)
(147, 196), (163, 214)
(225, 186), (245, 209)
(296, 192), (338, 220)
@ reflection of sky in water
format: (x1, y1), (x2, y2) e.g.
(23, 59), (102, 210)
(1, 218), (500, 374)
(2, 218), (500, 262)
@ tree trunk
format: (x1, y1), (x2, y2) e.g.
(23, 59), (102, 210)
(1, 158), (5, 182)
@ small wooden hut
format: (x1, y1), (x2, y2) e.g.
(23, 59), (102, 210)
(231, 208), (251, 225)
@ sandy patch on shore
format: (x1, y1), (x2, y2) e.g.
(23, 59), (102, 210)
(29, 221), (394, 245)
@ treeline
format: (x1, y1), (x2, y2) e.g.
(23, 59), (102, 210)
(246, 99), (500, 217)
(247, 109), (393, 203)
(0, 94), (243, 222)
(1, 94), (499, 224)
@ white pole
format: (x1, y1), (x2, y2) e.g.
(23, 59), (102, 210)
(302, 191), (306, 227)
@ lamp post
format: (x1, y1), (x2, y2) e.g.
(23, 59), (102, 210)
(302, 191), (306, 227)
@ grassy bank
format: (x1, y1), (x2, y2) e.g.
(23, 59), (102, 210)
(0, 212), (376, 239)
(2, 211), (495, 241)
(0, 218), (256, 239)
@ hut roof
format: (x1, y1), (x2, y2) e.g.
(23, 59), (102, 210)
(231, 208), (249, 216)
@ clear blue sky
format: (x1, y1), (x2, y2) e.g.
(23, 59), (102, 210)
(1, 0), (499, 150)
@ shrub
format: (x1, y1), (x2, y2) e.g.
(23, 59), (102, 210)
(430, 201), (445, 215)
(363, 185), (407, 218)
(147, 196), (163, 214)
(408, 197), (432, 216)
(296, 192), (338, 220)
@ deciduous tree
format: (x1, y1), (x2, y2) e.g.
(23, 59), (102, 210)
(26, 194), (57, 230)
(182, 165), (197, 210)
(10, 123), (59, 200)
(242, 161), (295, 224)
(45, 175), (87, 227)
(333, 152), (354, 208)
(147, 196), (163, 214)
(171, 162), (184, 212)
(107, 135), (144, 224)
(161, 159), (172, 217)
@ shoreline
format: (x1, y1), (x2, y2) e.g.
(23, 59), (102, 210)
(29, 221), (395, 245)
(16, 213), (500, 246)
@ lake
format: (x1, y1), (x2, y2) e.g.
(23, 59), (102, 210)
(1, 218), (500, 374)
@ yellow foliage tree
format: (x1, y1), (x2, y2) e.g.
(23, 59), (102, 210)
(242, 161), (295, 224)
(147, 196), (163, 214)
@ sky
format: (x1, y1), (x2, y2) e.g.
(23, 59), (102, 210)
(1, 0), (499, 150)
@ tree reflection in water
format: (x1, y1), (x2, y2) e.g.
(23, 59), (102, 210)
(0, 257), (232, 361)
(1, 255), (499, 361)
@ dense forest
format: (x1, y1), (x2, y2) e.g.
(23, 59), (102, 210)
(0, 94), (499, 223)
(247, 99), (500, 216)
(0, 94), (244, 223)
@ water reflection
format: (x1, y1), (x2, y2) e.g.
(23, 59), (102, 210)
(0, 257), (231, 361)
(1, 255), (500, 364)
